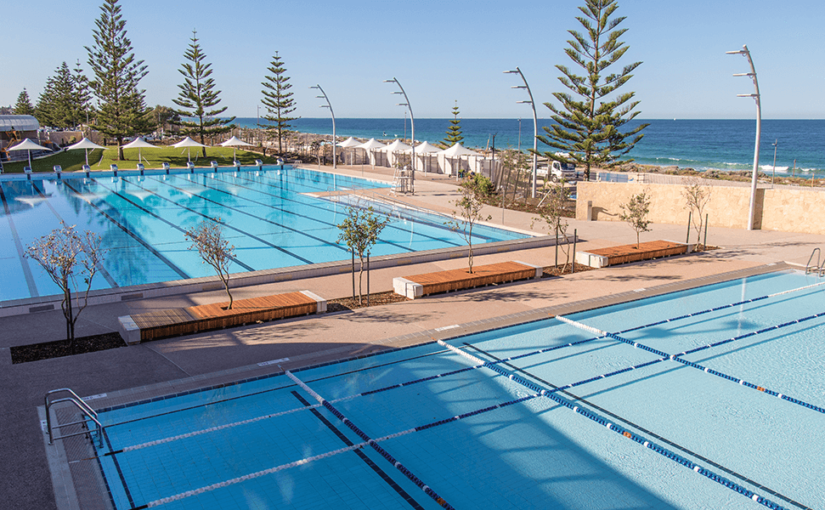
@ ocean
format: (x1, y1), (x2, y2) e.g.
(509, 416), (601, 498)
(234, 118), (825, 174)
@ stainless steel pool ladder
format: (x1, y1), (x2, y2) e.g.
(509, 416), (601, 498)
(805, 248), (823, 276)
(45, 388), (104, 448)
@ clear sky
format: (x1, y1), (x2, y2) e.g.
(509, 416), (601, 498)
(2, 0), (823, 119)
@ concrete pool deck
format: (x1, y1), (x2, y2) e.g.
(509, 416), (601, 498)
(2, 163), (824, 509)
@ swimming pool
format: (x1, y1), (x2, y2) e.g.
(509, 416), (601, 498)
(0, 167), (527, 302)
(79, 269), (823, 510)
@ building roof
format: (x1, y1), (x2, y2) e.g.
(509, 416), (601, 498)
(0, 115), (39, 132)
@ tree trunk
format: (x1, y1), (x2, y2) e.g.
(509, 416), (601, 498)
(351, 251), (355, 299)
(65, 286), (75, 354)
(468, 242), (474, 274)
(223, 277), (233, 310)
(358, 256), (364, 305)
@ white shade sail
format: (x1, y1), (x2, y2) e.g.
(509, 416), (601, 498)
(66, 137), (106, 151)
(336, 137), (361, 148)
(381, 139), (412, 152)
(220, 136), (252, 147)
(402, 141), (441, 154)
(437, 142), (478, 158)
(122, 137), (156, 149)
(8, 138), (51, 152)
(356, 138), (386, 150)
(173, 136), (207, 148)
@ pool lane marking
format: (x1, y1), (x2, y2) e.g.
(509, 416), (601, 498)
(617, 280), (825, 335)
(291, 391), (427, 510)
(463, 342), (814, 510)
(90, 179), (258, 270)
(106, 177), (303, 267)
(208, 171), (464, 249)
(188, 173), (427, 254)
(142, 176), (353, 257)
(62, 181), (192, 279)
(34, 183), (118, 288)
(434, 340), (791, 510)
(286, 370), (456, 510)
(0, 184), (39, 297)
(556, 314), (825, 416)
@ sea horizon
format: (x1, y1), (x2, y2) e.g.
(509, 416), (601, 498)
(231, 117), (825, 174)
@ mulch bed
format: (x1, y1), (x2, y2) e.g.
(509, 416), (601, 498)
(542, 263), (594, 278)
(327, 291), (410, 312)
(11, 332), (127, 364)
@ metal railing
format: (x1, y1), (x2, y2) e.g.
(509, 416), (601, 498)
(45, 388), (104, 448)
(806, 248), (821, 276)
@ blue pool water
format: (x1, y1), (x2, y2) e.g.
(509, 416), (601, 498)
(0, 166), (527, 302)
(90, 270), (825, 509)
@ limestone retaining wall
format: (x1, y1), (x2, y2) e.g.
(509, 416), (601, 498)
(576, 182), (825, 235)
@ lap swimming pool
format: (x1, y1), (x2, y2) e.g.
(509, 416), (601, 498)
(0, 167), (527, 302)
(68, 269), (823, 510)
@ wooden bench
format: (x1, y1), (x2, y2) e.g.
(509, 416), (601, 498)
(118, 291), (326, 344)
(576, 241), (690, 268)
(393, 261), (542, 299)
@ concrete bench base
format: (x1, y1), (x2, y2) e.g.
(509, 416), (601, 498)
(118, 290), (326, 344)
(393, 261), (542, 299)
(576, 240), (692, 268)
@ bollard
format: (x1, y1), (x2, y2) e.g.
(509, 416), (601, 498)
(572, 229), (577, 274)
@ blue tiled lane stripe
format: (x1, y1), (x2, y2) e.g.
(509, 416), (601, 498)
(286, 371), (456, 510)
(436, 340), (791, 510)
(62, 181), (190, 280)
(0, 184), (39, 297)
(291, 391), (426, 510)
(556, 314), (825, 417)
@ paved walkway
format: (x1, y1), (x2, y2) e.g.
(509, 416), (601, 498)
(2, 163), (823, 509)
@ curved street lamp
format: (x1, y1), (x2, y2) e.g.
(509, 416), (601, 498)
(310, 85), (336, 169)
(726, 45), (761, 230)
(504, 67), (538, 199)
(384, 77), (415, 194)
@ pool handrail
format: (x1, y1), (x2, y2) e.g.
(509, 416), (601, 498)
(805, 248), (821, 275)
(45, 388), (103, 448)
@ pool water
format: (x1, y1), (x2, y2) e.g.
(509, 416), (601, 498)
(90, 270), (825, 509)
(0, 167), (526, 302)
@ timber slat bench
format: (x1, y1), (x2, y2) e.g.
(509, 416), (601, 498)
(393, 261), (542, 299)
(576, 240), (690, 268)
(118, 291), (326, 344)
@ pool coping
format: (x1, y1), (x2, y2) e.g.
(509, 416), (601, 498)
(42, 261), (791, 510)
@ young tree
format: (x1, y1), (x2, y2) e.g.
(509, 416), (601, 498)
(13, 88), (36, 116)
(37, 62), (77, 129)
(499, 149), (530, 205)
(173, 30), (235, 157)
(532, 181), (572, 270)
(442, 100), (464, 147)
(336, 206), (390, 306)
(151, 105), (180, 138)
(537, 0), (648, 181)
(25, 223), (105, 354)
(86, 0), (151, 160)
(184, 219), (236, 310)
(682, 179), (712, 247)
(261, 51), (298, 154)
(619, 191), (652, 249)
(446, 177), (493, 273)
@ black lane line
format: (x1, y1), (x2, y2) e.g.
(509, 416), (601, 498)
(463, 342), (813, 510)
(219, 171), (466, 247)
(0, 184), (40, 297)
(62, 181), (190, 280)
(90, 179), (257, 271)
(104, 348), (453, 431)
(100, 428), (136, 509)
(141, 175), (352, 256)
(106, 177), (309, 267)
(291, 391), (426, 510)
(173, 173), (425, 255)
(36, 183), (119, 288)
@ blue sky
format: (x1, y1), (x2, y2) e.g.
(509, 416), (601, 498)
(3, 0), (823, 119)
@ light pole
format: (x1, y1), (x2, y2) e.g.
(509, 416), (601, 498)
(727, 45), (761, 230)
(504, 67), (538, 198)
(311, 85), (336, 169)
(384, 77), (415, 194)
(771, 139), (778, 186)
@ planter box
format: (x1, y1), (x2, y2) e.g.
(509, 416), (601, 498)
(393, 261), (542, 299)
(576, 240), (691, 268)
(118, 291), (326, 344)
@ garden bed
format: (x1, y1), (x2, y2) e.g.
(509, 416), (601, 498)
(119, 291), (326, 343)
(10, 332), (126, 364)
(393, 261), (542, 299)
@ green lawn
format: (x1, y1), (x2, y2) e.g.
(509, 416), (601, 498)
(1, 146), (283, 174)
